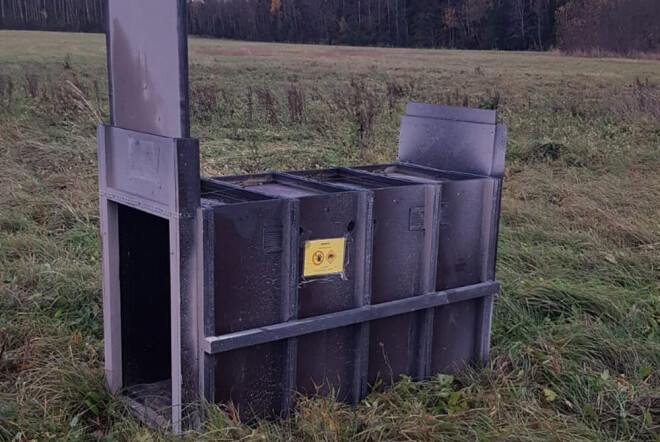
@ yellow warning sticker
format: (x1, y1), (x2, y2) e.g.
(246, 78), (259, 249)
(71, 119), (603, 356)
(303, 237), (346, 277)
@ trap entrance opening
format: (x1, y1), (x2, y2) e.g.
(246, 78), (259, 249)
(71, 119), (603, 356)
(117, 204), (172, 420)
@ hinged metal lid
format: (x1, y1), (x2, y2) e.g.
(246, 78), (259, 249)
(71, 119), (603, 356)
(398, 103), (507, 178)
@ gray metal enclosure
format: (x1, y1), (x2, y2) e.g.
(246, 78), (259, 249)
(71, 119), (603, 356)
(98, 0), (507, 432)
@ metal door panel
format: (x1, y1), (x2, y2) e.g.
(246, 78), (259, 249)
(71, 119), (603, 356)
(368, 314), (417, 385)
(106, 0), (189, 137)
(431, 299), (479, 373)
(398, 116), (496, 177)
(436, 179), (489, 290)
(212, 200), (292, 333)
(366, 185), (435, 384)
(295, 192), (370, 401)
(297, 327), (357, 401)
(215, 342), (288, 419)
(297, 192), (366, 318)
(208, 188), (295, 419)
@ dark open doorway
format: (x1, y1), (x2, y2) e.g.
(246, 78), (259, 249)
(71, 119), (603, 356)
(117, 204), (172, 418)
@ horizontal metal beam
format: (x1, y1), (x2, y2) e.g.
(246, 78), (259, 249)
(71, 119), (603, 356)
(203, 281), (499, 354)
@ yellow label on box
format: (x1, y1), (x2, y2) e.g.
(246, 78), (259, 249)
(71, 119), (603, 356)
(303, 237), (346, 277)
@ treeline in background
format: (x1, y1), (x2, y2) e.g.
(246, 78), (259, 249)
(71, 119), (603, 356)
(1, 0), (659, 54)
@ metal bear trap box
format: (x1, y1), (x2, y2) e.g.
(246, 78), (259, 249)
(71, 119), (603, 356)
(98, 0), (507, 432)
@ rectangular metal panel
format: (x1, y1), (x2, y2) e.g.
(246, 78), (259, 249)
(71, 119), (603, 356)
(297, 327), (358, 399)
(398, 115), (497, 177)
(201, 182), (295, 419)
(425, 173), (494, 373)
(296, 192), (366, 317)
(215, 342), (288, 419)
(422, 173), (494, 373)
(212, 201), (292, 333)
(431, 173), (498, 373)
(100, 126), (178, 214)
(295, 191), (370, 401)
(106, 0), (189, 137)
(435, 178), (492, 290)
(431, 298), (480, 372)
(98, 125), (200, 218)
(367, 184), (437, 385)
(198, 208), (215, 404)
(368, 185), (434, 303)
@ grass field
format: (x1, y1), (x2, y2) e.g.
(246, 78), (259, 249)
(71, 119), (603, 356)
(0, 30), (659, 440)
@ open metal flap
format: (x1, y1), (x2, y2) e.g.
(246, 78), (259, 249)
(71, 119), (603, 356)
(399, 103), (507, 178)
(106, 0), (190, 138)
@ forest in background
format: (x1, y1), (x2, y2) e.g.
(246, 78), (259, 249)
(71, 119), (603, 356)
(0, 0), (659, 54)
